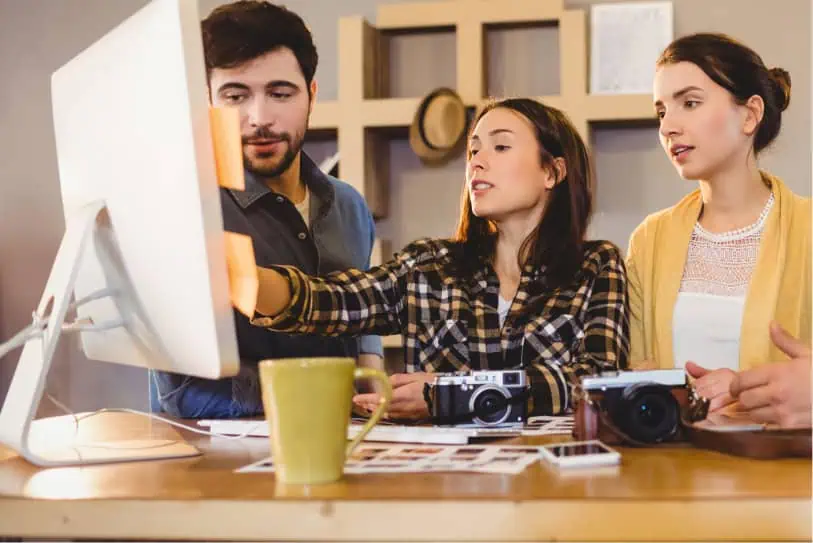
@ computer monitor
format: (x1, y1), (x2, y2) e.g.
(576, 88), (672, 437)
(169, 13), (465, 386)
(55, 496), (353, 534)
(0, 0), (241, 466)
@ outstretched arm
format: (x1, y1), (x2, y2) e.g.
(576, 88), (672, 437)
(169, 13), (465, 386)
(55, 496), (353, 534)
(251, 241), (433, 338)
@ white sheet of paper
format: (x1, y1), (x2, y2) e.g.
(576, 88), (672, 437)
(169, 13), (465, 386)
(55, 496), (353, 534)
(590, 1), (674, 94)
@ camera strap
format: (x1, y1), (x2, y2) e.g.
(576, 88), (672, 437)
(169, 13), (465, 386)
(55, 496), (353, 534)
(681, 415), (812, 459)
(678, 386), (811, 458)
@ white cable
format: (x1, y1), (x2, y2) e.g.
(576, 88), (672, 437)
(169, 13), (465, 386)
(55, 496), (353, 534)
(0, 321), (44, 360)
(0, 318), (123, 360)
(0, 288), (123, 360)
(70, 287), (118, 311)
(8, 285), (262, 447)
(42, 393), (265, 454)
(62, 318), (125, 333)
(45, 391), (82, 438)
(73, 407), (265, 440)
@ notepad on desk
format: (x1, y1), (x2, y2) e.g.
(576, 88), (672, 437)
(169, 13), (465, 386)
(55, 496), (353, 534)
(198, 415), (573, 445)
(198, 419), (517, 444)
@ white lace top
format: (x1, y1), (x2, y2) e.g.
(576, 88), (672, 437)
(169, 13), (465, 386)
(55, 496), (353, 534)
(679, 192), (774, 297)
(672, 194), (774, 370)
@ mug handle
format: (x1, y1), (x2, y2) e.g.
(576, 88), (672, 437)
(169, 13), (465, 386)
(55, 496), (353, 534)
(346, 367), (393, 457)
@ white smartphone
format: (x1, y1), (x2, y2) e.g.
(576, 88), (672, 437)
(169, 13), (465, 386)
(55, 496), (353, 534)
(539, 440), (621, 468)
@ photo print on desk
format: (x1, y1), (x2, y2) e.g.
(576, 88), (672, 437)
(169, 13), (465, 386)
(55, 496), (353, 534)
(522, 415), (574, 436)
(236, 444), (546, 475)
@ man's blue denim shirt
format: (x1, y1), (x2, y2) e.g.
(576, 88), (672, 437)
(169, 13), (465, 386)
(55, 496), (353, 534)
(153, 152), (383, 418)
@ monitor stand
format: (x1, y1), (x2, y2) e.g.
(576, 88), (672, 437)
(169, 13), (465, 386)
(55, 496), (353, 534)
(0, 200), (200, 467)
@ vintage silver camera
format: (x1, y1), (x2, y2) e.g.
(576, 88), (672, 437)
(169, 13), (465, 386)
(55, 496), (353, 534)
(429, 370), (529, 427)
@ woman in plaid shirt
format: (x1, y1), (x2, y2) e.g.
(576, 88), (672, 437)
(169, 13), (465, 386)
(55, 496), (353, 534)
(247, 98), (630, 420)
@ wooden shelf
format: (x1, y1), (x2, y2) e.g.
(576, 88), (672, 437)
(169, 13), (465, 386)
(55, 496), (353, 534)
(310, 94), (655, 132)
(361, 98), (421, 127)
(309, 98), (420, 131)
(309, 101), (341, 131)
(584, 94), (656, 121)
(375, 3), (456, 29)
(370, 239), (391, 267)
(309, 0), (657, 219)
(376, 0), (565, 29)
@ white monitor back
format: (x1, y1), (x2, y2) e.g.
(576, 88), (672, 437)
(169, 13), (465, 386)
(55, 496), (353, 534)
(50, 0), (239, 380)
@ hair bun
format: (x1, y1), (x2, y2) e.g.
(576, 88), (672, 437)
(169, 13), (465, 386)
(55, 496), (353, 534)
(769, 67), (791, 111)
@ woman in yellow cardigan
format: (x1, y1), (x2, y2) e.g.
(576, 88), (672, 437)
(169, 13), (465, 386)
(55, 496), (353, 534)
(627, 33), (811, 421)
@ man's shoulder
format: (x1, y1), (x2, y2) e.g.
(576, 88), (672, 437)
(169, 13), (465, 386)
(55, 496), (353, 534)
(327, 175), (369, 211)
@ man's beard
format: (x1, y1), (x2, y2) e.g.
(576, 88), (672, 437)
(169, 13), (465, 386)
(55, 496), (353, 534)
(243, 125), (305, 178)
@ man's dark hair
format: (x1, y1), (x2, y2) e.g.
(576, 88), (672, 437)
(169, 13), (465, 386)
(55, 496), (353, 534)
(201, 1), (318, 93)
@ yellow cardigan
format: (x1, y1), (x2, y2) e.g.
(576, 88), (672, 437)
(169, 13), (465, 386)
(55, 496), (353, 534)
(627, 172), (811, 370)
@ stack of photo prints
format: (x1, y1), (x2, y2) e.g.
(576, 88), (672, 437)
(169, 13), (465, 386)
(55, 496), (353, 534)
(238, 444), (547, 475)
(237, 416), (574, 475)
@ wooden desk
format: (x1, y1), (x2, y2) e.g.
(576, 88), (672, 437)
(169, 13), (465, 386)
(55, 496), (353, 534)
(0, 412), (809, 541)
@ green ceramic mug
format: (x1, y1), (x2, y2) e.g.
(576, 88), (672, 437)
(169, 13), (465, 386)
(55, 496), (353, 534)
(259, 357), (392, 484)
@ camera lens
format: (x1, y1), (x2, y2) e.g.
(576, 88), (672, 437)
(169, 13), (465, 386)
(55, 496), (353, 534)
(470, 387), (510, 425)
(614, 384), (679, 444)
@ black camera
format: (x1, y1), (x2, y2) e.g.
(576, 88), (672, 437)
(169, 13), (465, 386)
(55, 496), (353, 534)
(575, 369), (691, 445)
(428, 370), (529, 427)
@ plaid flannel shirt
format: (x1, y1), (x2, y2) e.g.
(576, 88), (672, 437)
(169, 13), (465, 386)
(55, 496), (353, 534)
(252, 238), (630, 415)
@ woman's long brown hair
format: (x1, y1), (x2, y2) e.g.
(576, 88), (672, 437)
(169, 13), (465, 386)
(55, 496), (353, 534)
(452, 98), (593, 288)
